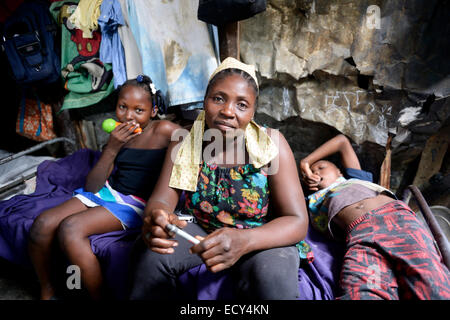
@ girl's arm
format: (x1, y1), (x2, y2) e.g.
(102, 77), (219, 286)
(84, 121), (141, 193)
(190, 130), (309, 273)
(299, 134), (361, 183)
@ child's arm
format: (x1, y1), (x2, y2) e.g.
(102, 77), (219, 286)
(84, 121), (141, 193)
(300, 134), (361, 183)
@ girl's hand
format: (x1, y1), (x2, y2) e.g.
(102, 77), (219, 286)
(107, 121), (141, 151)
(189, 228), (248, 273)
(300, 160), (321, 191)
(142, 209), (187, 254)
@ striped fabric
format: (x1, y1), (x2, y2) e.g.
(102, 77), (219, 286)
(73, 181), (146, 229)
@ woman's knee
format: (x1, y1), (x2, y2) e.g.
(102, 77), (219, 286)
(235, 246), (300, 299)
(248, 247), (298, 276)
(128, 242), (170, 299)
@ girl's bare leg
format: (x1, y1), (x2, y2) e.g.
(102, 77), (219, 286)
(57, 206), (123, 300)
(28, 198), (88, 300)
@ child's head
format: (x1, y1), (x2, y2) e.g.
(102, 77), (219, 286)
(116, 75), (165, 129)
(310, 160), (343, 190)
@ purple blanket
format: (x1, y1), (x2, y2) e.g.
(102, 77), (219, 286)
(0, 149), (344, 300)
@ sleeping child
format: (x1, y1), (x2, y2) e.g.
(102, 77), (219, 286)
(300, 134), (450, 299)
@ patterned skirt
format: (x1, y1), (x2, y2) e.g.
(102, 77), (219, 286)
(73, 181), (146, 229)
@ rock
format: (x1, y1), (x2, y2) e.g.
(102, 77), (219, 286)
(239, 0), (450, 193)
(241, 0), (449, 141)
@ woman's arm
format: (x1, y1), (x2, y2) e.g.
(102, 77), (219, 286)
(299, 134), (360, 185)
(141, 139), (186, 254)
(249, 129), (308, 248)
(190, 129), (309, 272)
(84, 121), (140, 193)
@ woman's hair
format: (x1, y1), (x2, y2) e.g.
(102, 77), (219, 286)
(205, 68), (259, 103)
(118, 75), (167, 114)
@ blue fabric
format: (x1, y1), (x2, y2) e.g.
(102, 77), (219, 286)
(126, 0), (218, 107)
(98, 0), (127, 88)
(73, 186), (143, 229)
(19, 93), (42, 137)
(19, 94), (26, 133)
(344, 168), (373, 182)
(2, 1), (61, 85)
(127, 0), (167, 96)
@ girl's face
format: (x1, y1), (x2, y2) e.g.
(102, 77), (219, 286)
(204, 73), (256, 135)
(310, 160), (343, 190)
(116, 85), (156, 129)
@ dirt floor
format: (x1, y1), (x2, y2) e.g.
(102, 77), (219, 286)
(0, 258), (39, 300)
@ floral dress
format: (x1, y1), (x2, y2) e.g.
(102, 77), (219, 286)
(184, 161), (314, 262)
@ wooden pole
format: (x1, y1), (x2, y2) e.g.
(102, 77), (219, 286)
(218, 21), (240, 61)
(379, 134), (393, 189)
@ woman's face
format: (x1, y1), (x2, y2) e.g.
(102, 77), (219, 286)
(204, 73), (257, 135)
(116, 85), (156, 129)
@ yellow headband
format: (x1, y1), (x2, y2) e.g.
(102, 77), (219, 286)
(169, 111), (278, 192)
(209, 57), (258, 89)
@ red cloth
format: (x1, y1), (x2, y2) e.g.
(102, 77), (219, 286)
(338, 200), (450, 300)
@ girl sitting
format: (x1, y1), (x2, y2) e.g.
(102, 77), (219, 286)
(28, 75), (180, 300)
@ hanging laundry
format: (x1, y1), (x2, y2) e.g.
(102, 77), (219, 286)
(68, 0), (103, 38)
(117, 0), (143, 80)
(127, 0), (218, 107)
(50, 0), (114, 111)
(98, 0), (127, 88)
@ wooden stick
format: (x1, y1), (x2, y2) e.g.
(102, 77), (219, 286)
(379, 134), (393, 189)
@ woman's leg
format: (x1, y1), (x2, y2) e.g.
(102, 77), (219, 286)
(232, 245), (300, 300)
(128, 222), (206, 300)
(57, 207), (123, 300)
(28, 198), (88, 300)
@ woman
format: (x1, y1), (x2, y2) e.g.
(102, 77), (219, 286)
(128, 58), (311, 300)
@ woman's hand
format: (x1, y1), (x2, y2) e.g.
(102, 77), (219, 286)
(299, 160), (321, 191)
(142, 208), (187, 254)
(106, 121), (141, 151)
(190, 228), (249, 273)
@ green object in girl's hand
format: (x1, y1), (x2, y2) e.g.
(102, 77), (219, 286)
(102, 118), (118, 133)
(102, 118), (142, 133)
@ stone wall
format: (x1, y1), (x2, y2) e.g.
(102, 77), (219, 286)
(240, 0), (450, 194)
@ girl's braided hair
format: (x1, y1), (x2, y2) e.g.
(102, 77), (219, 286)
(118, 75), (167, 114)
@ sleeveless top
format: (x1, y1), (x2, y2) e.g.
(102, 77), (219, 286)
(108, 148), (167, 200)
(184, 161), (313, 262)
